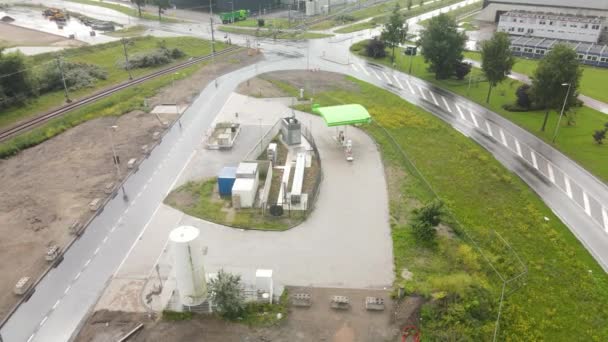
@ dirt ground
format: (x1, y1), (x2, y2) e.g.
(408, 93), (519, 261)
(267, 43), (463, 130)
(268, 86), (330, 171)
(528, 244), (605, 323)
(0, 49), (261, 321)
(0, 22), (85, 47)
(76, 287), (423, 342)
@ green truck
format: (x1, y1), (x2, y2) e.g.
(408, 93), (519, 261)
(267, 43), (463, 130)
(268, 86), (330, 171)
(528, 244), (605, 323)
(219, 9), (250, 24)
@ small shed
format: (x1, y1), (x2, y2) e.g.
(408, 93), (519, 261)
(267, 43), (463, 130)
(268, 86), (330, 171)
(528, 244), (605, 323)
(236, 162), (259, 181)
(232, 178), (257, 208)
(217, 166), (237, 196)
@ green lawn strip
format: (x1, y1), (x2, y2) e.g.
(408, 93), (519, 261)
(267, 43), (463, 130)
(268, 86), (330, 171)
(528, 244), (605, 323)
(292, 75), (608, 340)
(418, 0), (483, 26)
(0, 47), (239, 158)
(464, 51), (608, 104)
(230, 18), (291, 28)
(334, 20), (377, 33)
(0, 37), (225, 129)
(165, 178), (304, 231)
(65, 0), (180, 22)
(105, 24), (147, 37)
(351, 40), (608, 182)
(218, 26), (332, 39)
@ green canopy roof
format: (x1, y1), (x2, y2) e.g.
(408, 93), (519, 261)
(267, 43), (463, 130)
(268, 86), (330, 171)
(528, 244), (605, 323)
(312, 104), (372, 127)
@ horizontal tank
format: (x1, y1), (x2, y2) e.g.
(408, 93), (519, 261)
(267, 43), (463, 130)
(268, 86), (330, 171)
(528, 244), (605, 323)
(170, 226), (207, 306)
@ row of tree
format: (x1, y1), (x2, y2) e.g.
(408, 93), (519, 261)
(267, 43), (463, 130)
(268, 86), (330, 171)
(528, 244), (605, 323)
(131, 0), (171, 20)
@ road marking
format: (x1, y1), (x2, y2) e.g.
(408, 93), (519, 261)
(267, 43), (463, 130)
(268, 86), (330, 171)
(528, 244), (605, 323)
(515, 139), (523, 157)
(582, 192), (591, 216)
(405, 79), (415, 94)
(382, 71), (392, 84)
(52, 299), (60, 310)
(564, 176), (573, 199)
(27, 334), (35, 342)
(499, 128), (508, 146)
(111, 225), (116, 233)
(441, 96), (452, 113)
(358, 63), (369, 76)
(103, 236), (108, 244)
(417, 85), (427, 100)
(531, 151), (539, 169)
(602, 207), (608, 233)
(485, 121), (493, 137)
(40, 316), (48, 327)
(455, 103), (466, 120)
(469, 110), (479, 127)
(393, 74), (404, 89)
(84, 259), (91, 267)
(74, 271), (81, 281)
(350, 63), (359, 73)
(167, 150), (196, 196)
(429, 91), (439, 106)
(94, 247), (100, 255)
(546, 163), (555, 183)
(124, 208), (130, 214)
(372, 69), (382, 80)
(64, 285), (71, 295)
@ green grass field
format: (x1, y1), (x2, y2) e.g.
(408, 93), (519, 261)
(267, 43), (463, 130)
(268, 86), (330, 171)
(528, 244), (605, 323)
(0, 36), (225, 130)
(289, 75), (608, 340)
(351, 41), (608, 182)
(464, 51), (608, 104)
(218, 26), (332, 40)
(66, 0), (180, 22)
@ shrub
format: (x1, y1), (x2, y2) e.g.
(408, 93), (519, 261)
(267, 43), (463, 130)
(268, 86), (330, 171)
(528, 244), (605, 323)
(593, 127), (607, 144)
(413, 199), (443, 227)
(208, 269), (246, 320)
(412, 220), (436, 242)
(335, 14), (355, 22)
(515, 84), (532, 109)
(366, 38), (386, 59)
(38, 62), (107, 92)
(454, 62), (471, 80)
(124, 47), (186, 69)
(258, 18), (265, 27)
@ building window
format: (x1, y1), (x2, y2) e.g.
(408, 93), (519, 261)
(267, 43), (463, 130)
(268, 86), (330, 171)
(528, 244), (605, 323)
(513, 18), (517, 22)
(524, 48), (533, 53)
(592, 24), (600, 30)
(539, 20), (546, 25)
(570, 24), (577, 28)
(508, 27), (515, 32)
(600, 57), (608, 62)
(527, 28), (534, 34)
(518, 28), (525, 33)
(587, 56), (598, 61)
(513, 47), (521, 51)
(581, 24), (588, 29)
(536, 49), (545, 54)
(578, 54), (584, 59)
(549, 21), (554, 25)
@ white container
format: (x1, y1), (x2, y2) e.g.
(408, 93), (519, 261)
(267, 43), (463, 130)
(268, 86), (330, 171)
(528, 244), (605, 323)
(232, 178), (257, 208)
(169, 226), (207, 306)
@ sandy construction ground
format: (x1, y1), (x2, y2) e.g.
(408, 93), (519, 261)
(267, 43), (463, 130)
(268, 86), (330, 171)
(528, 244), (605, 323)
(0, 22), (85, 48)
(0, 49), (260, 321)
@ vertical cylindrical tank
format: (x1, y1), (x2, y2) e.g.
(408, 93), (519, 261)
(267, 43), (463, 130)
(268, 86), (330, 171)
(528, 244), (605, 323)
(169, 226), (207, 306)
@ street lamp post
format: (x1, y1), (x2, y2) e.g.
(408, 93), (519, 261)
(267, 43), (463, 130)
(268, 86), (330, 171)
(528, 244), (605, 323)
(552, 82), (572, 143)
(172, 72), (181, 114)
(108, 125), (127, 200)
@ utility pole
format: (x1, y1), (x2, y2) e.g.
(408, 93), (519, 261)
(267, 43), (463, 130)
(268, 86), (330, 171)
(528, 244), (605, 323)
(209, 0), (216, 53)
(55, 56), (71, 103)
(121, 38), (133, 80)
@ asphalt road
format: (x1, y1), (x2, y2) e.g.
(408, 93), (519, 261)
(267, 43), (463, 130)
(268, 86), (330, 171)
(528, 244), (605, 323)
(2, 0), (608, 341)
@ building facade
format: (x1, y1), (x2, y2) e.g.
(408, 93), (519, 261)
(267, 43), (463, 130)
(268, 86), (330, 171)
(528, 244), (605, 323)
(497, 11), (607, 43)
(508, 36), (608, 68)
(479, 0), (608, 22)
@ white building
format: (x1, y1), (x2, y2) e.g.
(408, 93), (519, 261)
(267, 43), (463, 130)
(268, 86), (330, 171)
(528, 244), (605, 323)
(479, 0), (608, 22)
(497, 11), (607, 43)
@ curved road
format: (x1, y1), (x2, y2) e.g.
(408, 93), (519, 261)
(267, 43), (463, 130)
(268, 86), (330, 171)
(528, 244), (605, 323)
(2, 1), (608, 341)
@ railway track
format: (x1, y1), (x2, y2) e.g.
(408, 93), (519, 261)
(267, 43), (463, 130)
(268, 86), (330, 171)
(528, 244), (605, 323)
(0, 46), (240, 142)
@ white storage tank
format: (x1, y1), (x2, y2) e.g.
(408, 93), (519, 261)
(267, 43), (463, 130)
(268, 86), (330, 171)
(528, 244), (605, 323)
(169, 226), (207, 306)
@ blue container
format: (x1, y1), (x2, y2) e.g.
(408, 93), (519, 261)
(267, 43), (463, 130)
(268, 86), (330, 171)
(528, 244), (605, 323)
(218, 167), (237, 196)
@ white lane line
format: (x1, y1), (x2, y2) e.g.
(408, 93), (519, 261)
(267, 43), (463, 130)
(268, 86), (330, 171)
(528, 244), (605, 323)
(469, 110), (479, 127)
(547, 163), (555, 183)
(393, 74), (404, 89)
(515, 140), (523, 157)
(382, 71), (392, 84)
(358, 63), (370, 76)
(166, 150), (196, 196)
(531, 151), (539, 169)
(370, 68), (381, 80)
(40, 316), (48, 327)
(94, 247), (100, 255)
(582, 192), (591, 216)
(84, 259), (91, 267)
(64, 285), (71, 295)
(102, 236), (108, 244)
(405, 79), (415, 94)
(455, 103), (466, 120)
(564, 176), (573, 199)
(602, 207), (608, 233)
(499, 129), (508, 146)
(52, 299), (60, 310)
(350, 63), (359, 73)
(417, 85), (427, 100)
(27, 334), (35, 342)
(441, 96), (452, 113)
(485, 121), (493, 137)
(124, 207), (130, 214)
(110, 226), (116, 233)
(74, 271), (81, 281)
(429, 91), (439, 106)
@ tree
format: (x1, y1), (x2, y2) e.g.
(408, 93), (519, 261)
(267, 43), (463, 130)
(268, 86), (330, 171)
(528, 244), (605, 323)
(381, 4), (407, 63)
(407, 0), (413, 10)
(131, 0), (146, 18)
(454, 62), (471, 80)
(152, 0), (171, 21)
(515, 84), (532, 109)
(208, 269), (246, 320)
(419, 14), (467, 79)
(366, 38), (386, 58)
(412, 220), (436, 243)
(0, 49), (34, 109)
(593, 129), (606, 144)
(531, 44), (581, 131)
(480, 32), (514, 104)
(410, 200), (444, 243)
